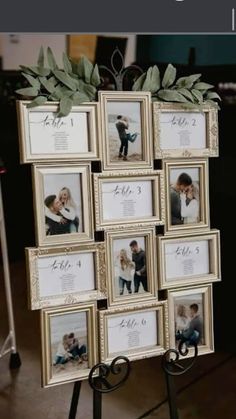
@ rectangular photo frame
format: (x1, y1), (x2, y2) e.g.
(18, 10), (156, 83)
(168, 284), (214, 358)
(32, 163), (94, 246)
(93, 169), (165, 230)
(158, 229), (221, 289)
(99, 91), (153, 170)
(105, 227), (157, 306)
(164, 158), (209, 234)
(153, 102), (219, 159)
(41, 302), (97, 387)
(17, 101), (100, 163)
(99, 301), (169, 363)
(26, 242), (106, 310)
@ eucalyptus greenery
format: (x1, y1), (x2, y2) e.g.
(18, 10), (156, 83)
(15, 47), (101, 117)
(132, 63), (221, 107)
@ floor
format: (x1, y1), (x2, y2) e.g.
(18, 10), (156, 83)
(0, 260), (236, 419)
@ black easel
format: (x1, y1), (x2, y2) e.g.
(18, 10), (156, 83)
(68, 356), (131, 419)
(162, 339), (198, 419)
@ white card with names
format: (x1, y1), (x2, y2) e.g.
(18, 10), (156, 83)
(160, 112), (206, 149)
(165, 239), (210, 280)
(107, 310), (157, 354)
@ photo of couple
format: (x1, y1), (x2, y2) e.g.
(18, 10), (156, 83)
(107, 101), (142, 162)
(174, 294), (204, 347)
(43, 174), (82, 236)
(113, 237), (148, 297)
(50, 312), (88, 375)
(170, 168), (200, 226)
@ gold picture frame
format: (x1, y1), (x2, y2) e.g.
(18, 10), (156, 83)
(99, 301), (169, 363)
(168, 284), (214, 358)
(41, 302), (98, 387)
(93, 169), (165, 230)
(105, 227), (157, 306)
(32, 163), (94, 246)
(26, 243), (106, 310)
(17, 101), (100, 163)
(158, 229), (221, 289)
(164, 158), (209, 234)
(98, 91), (153, 170)
(153, 102), (219, 159)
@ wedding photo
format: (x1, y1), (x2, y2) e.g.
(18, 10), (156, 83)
(106, 101), (142, 162)
(33, 164), (94, 246)
(164, 159), (210, 233)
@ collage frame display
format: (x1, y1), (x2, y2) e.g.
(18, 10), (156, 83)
(16, 93), (221, 387)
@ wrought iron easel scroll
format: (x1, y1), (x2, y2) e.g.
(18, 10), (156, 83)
(99, 47), (143, 91)
(162, 338), (198, 419)
(68, 355), (131, 419)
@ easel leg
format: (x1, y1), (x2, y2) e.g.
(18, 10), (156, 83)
(69, 381), (82, 419)
(93, 377), (102, 419)
(165, 372), (179, 419)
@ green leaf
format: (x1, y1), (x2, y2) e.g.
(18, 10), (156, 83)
(52, 85), (74, 100)
(28, 66), (51, 77)
(157, 89), (188, 103)
(176, 74), (201, 88)
(142, 67), (153, 91)
(194, 82), (214, 91)
(206, 91), (222, 101)
(58, 96), (73, 117)
(39, 76), (56, 94)
(19, 65), (36, 76)
(162, 64), (176, 88)
(177, 88), (194, 102)
(47, 47), (58, 71)
(22, 73), (40, 90)
(83, 84), (97, 99)
(78, 56), (93, 83)
(26, 96), (48, 108)
(90, 64), (101, 87)
(132, 72), (146, 91)
(37, 46), (44, 67)
(150, 65), (160, 92)
(15, 87), (39, 97)
(63, 52), (72, 73)
(72, 91), (90, 105)
(191, 89), (203, 103)
(53, 70), (77, 91)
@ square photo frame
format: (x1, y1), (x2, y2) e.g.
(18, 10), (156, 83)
(105, 227), (157, 306)
(164, 158), (209, 234)
(26, 242), (106, 309)
(158, 229), (221, 289)
(99, 301), (168, 363)
(17, 101), (100, 163)
(168, 284), (214, 358)
(99, 91), (153, 170)
(41, 302), (98, 387)
(93, 169), (165, 230)
(153, 102), (219, 159)
(32, 163), (93, 246)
